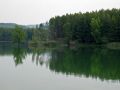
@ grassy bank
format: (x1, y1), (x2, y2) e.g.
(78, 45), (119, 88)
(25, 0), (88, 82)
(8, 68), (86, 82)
(106, 42), (120, 49)
(0, 40), (120, 50)
(22, 41), (120, 50)
(28, 40), (65, 48)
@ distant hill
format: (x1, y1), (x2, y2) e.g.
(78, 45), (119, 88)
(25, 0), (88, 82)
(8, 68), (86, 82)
(0, 23), (36, 29)
(26, 25), (36, 29)
(0, 23), (17, 29)
(0, 23), (49, 30)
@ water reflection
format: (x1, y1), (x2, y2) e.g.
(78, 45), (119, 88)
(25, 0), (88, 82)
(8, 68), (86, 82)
(49, 48), (120, 81)
(0, 43), (120, 81)
(13, 46), (27, 66)
(31, 48), (51, 66)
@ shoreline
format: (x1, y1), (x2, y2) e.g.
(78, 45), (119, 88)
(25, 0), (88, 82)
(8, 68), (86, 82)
(0, 41), (120, 50)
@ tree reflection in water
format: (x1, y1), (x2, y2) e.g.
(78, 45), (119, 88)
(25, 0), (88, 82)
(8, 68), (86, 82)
(49, 47), (120, 81)
(0, 43), (120, 81)
(31, 48), (51, 66)
(13, 46), (27, 66)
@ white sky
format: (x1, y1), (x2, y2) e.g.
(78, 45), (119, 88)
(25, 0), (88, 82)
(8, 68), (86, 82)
(0, 0), (120, 25)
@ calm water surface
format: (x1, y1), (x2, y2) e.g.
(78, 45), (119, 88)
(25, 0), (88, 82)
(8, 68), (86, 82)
(0, 43), (120, 90)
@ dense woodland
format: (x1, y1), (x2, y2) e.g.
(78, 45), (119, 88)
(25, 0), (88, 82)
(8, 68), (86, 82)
(0, 8), (120, 45)
(49, 8), (120, 44)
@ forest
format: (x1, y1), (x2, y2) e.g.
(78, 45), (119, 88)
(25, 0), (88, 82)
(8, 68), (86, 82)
(0, 8), (120, 45)
(49, 8), (120, 44)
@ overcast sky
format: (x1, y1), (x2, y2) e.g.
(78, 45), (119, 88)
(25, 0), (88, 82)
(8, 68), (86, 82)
(0, 0), (120, 25)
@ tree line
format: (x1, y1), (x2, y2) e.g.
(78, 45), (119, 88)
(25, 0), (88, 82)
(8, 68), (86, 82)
(0, 8), (120, 45)
(49, 8), (120, 44)
(0, 27), (32, 42)
(0, 23), (49, 43)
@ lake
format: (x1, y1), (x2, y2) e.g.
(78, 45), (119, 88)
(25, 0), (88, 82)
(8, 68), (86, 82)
(0, 43), (120, 90)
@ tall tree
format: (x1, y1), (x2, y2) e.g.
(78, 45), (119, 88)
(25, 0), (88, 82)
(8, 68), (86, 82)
(63, 22), (72, 45)
(90, 18), (102, 43)
(12, 25), (26, 43)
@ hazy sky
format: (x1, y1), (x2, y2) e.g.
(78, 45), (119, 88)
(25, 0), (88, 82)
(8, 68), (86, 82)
(0, 0), (120, 25)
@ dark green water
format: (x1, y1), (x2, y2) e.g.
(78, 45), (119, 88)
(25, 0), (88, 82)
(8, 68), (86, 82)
(0, 43), (120, 90)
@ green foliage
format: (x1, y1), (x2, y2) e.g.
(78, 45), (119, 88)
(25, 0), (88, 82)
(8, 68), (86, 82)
(49, 8), (120, 44)
(0, 28), (13, 41)
(63, 22), (72, 44)
(90, 18), (102, 43)
(32, 27), (49, 43)
(12, 25), (26, 43)
(0, 27), (33, 42)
